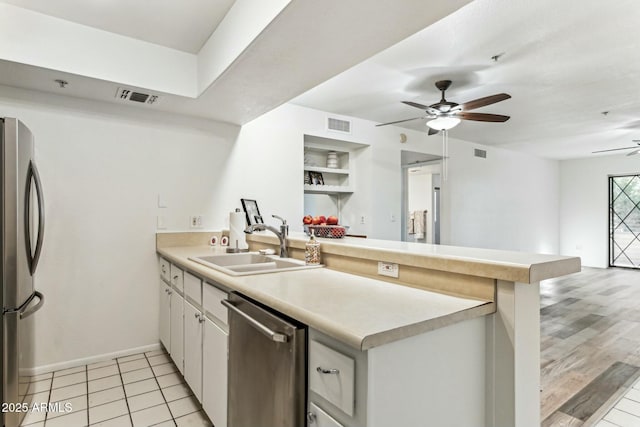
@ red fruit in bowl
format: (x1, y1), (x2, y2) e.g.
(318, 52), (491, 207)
(326, 215), (339, 225)
(303, 215), (313, 225)
(311, 216), (322, 225)
(318, 215), (327, 224)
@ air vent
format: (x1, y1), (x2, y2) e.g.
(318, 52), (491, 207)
(115, 87), (160, 105)
(327, 117), (352, 134)
(474, 148), (487, 159)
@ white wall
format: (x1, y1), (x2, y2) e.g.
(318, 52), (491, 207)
(0, 85), (564, 367)
(444, 138), (560, 254)
(559, 155), (640, 268)
(0, 86), (238, 367)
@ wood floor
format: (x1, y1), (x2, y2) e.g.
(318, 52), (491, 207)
(541, 267), (640, 426)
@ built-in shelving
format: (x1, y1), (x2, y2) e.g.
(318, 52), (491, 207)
(303, 184), (354, 194)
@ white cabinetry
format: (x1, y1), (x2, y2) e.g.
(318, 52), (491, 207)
(159, 280), (171, 351)
(203, 317), (228, 427)
(308, 329), (367, 427)
(202, 281), (228, 427)
(184, 300), (204, 401)
(158, 257), (228, 427)
(309, 402), (344, 427)
(170, 291), (184, 374)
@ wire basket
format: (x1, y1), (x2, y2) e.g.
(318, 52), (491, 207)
(305, 225), (349, 238)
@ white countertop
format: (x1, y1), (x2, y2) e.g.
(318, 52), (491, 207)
(157, 245), (495, 350)
(247, 231), (581, 283)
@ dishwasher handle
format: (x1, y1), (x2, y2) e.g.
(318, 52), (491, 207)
(222, 299), (288, 343)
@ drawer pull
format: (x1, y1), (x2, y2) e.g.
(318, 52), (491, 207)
(173, 275), (179, 281)
(161, 266), (166, 274)
(316, 366), (340, 375)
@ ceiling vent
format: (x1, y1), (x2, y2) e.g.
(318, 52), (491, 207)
(116, 87), (160, 105)
(327, 117), (352, 134)
(474, 148), (487, 159)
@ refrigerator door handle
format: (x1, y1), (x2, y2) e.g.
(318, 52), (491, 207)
(19, 291), (44, 319)
(25, 160), (45, 275)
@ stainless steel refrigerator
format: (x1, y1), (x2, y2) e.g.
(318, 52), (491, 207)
(1, 118), (45, 427)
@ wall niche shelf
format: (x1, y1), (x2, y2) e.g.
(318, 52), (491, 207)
(304, 134), (366, 195)
(303, 184), (354, 195)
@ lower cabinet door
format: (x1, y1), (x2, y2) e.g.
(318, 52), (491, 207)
(309, 402), (344, 427)
(170, 292), (184, 374)
(203, 318), (228, 427)
(184, 301), (203, 401)
(159, 281), (171, 351)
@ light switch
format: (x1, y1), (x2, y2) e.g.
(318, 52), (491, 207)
(157, 194), (167, 208)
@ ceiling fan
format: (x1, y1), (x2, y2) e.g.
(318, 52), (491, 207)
(376, 80), (511, 134)
(592, 141), (640, 156)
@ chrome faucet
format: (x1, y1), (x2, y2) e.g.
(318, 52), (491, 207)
(244, 215), (289, 258)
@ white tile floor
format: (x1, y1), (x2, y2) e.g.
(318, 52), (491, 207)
(596, 377), (640, 427)
(19, 349), (212, 427)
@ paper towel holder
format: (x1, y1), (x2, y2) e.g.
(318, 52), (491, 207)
(226, 239), (249, 253)
(227, 208), (250, 253)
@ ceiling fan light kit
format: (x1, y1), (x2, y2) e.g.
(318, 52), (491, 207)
(426, 116), (461, 130)
(376, 79), (511, 132)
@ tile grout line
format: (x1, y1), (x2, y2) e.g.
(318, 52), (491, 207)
(145, 352), (178, 427)
(116, 356), (135, 427)
(42, 370), (55, 425)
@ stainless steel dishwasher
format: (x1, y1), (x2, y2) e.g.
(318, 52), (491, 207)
(222, 292), (307, 427)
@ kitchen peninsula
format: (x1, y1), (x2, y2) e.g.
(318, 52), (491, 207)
(156, 231), (580, 427)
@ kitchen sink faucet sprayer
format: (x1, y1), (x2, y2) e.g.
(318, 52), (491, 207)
(244, 215), (289, 258)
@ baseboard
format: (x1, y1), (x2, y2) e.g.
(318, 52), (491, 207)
(24, 342), (162, 376)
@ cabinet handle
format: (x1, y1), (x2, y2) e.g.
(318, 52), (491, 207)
(316, 366), (340, 375)
(167, 290), (173, 295)
(199, 316), (206, 323)
(194, 313), (200, 319)
(173, 275), (179, 281)
(161, 266), (166, 274)
(307, 411), (316, 424)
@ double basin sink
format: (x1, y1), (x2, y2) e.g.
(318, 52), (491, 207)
(189, 252), (322, 276)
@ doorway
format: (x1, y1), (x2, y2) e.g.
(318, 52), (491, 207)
(609, 174), (640, 268)
(401, 150), (442, 244)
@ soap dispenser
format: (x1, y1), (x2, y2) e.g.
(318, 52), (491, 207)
(305, 231), (321, 265)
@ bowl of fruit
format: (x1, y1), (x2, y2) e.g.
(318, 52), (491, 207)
(303, 215), (349, 238)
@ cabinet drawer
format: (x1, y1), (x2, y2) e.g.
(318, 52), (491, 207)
(159, 258), (171, 283)
(184, 272), (202, 306)
(309, 402), (344, 427)
(170, 264), (184, 293)
(309, 340), (355, 416)
(203, 283), (228, 326)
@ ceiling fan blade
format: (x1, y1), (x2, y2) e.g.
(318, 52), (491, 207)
(428, 128), (440, 136)
(375, 116), (427, 127)
(456, 112), (510, 122)
(592, 146), (639, 154)
(402, 101), (430, 110)
(461, 93), (511, 111)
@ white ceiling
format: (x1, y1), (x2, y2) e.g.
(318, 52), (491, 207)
(0, 0), (470, 126)
(4, 0), (638, 160)
(292, 0), (640, 160)
(1, 0), (235, 53)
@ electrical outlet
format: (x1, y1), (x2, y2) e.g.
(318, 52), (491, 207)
(378, 261), (399, 278)
(157, 215), (166, 229)
(196, 215), (203, 227)
(360, 215), (366, 224)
